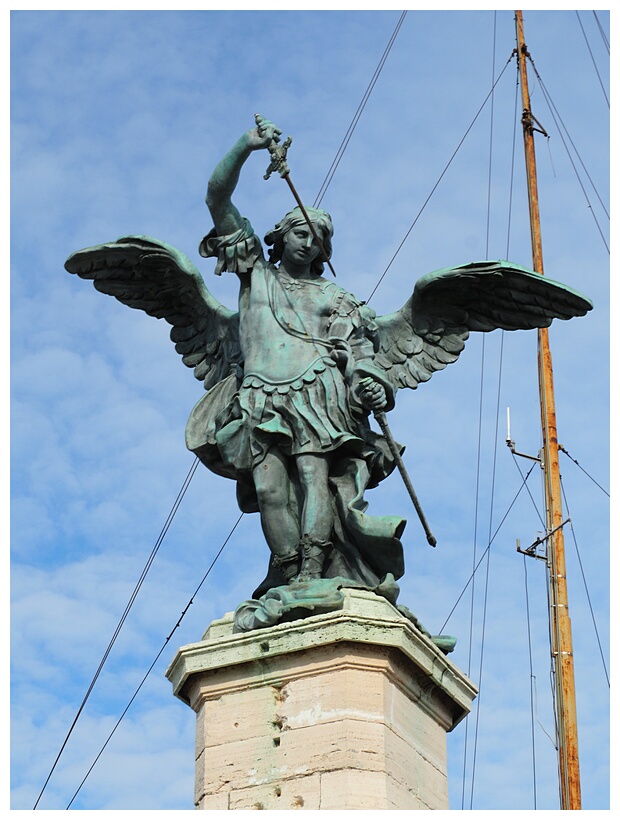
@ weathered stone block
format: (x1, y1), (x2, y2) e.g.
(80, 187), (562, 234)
(166, 589), (477, 809)
(227, 773), (322, 811)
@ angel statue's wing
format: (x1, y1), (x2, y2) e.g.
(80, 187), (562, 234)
(374, 260), (593, 393)
(65, 235), (241, 390)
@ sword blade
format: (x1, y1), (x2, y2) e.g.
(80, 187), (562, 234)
(283, 175), (337, 277)
(374, 411), (437, 547)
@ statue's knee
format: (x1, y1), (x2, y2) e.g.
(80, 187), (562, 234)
(255, 479), (287, 510)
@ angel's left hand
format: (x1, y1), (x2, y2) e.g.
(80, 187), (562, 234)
(358, 377), (388, 412)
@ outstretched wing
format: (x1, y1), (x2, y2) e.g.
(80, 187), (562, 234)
(65, 235), (241, 390)
(374, 260), (593, 393)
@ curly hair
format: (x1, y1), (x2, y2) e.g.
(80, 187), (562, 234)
(264, 206), (334, 276)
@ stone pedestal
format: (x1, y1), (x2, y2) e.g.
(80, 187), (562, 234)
(166, 588), (477, 810)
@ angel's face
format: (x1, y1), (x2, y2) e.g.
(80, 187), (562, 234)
(282, 224), (322, 268)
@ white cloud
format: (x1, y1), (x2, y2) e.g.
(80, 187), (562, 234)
(11, 8), (610, 812)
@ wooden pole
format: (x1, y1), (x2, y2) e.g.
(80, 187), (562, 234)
(514, 10), (581, 809)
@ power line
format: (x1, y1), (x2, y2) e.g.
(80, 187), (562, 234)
(313, 11), (407, 209)
(41, 20), (412, 802)
(469, 330), (506, 810)
(468, 20), (507, 807)
(65, 513), (244, 809)
(558, 445), (609, 497)
(63, 515), (242, 807)
(439, 461), (537, 635)
(33, 457), (201, 809)
(592, 11), (610, 54)
(366, 51), (515, 304)
(537, 71), (610, 221)
(525, 55), (610, 254)
(560, 481), (609, 688)
(462, 18), (503, 807)
(575, 11), (609, 108)
(460, 335), (486, 810)
(504, 61), (521, 259)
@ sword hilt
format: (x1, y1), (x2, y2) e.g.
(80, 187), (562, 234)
(263, 136), (292, 180)
(255, 113), (291, 179)
(255, 113), (337, 277)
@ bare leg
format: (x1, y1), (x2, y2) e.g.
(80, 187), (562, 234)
(253, 448), (300, 562)
(295, 452), (333, 541)
(294, 453), (334, 580)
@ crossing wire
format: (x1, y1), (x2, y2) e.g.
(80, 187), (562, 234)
(559, 445), (609, 497)
(65, 513), (244, 810)
(365, 51), (515, 304)
(35, 17), (413, 809)
(510, 451), (547, 530)
(439, 461), (538, 635)
(592, 11), (610, 53)
(525, 54), (610, 252)
(560, 480), (610, 687)
(575, 11), (609, 108)
(313, 11), (407, 209)
(33, 456), (200, 810)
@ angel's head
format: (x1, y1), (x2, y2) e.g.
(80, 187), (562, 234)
(265, 207), (333, 276)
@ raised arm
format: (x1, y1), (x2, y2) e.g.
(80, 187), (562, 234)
(206, 116), (282, 237)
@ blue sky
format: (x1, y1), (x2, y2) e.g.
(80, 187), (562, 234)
(10, 6), (611, 812)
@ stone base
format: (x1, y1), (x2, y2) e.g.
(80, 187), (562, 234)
(166, 588), (477, 810)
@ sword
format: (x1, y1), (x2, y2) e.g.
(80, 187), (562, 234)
(257, 115), (437, 548)
(256, 113), (337, 277)
(373, 409), (437, 548)
(342, 356), (438, 549)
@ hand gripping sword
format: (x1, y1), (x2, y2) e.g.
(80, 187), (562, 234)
(256, 113), (337, 277)
(355, 375), (436, 548)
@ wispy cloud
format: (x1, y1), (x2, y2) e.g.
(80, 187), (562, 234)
(11, 8), (610, 811)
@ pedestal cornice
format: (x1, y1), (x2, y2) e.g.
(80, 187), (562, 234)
(166, 588), (476, 730)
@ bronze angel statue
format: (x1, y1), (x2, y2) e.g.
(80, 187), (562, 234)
(66, 116), (592, 620)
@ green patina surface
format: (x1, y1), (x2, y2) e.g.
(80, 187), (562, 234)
(65, 115), (592, 632)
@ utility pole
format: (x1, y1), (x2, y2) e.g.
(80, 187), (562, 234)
(515, 10), (581, 809)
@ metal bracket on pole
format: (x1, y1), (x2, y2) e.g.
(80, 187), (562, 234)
(517, 518), (571, 560)
(507, 437), (542, 463)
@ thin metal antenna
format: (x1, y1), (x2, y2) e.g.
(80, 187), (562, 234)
(506, 406), (541, 463)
